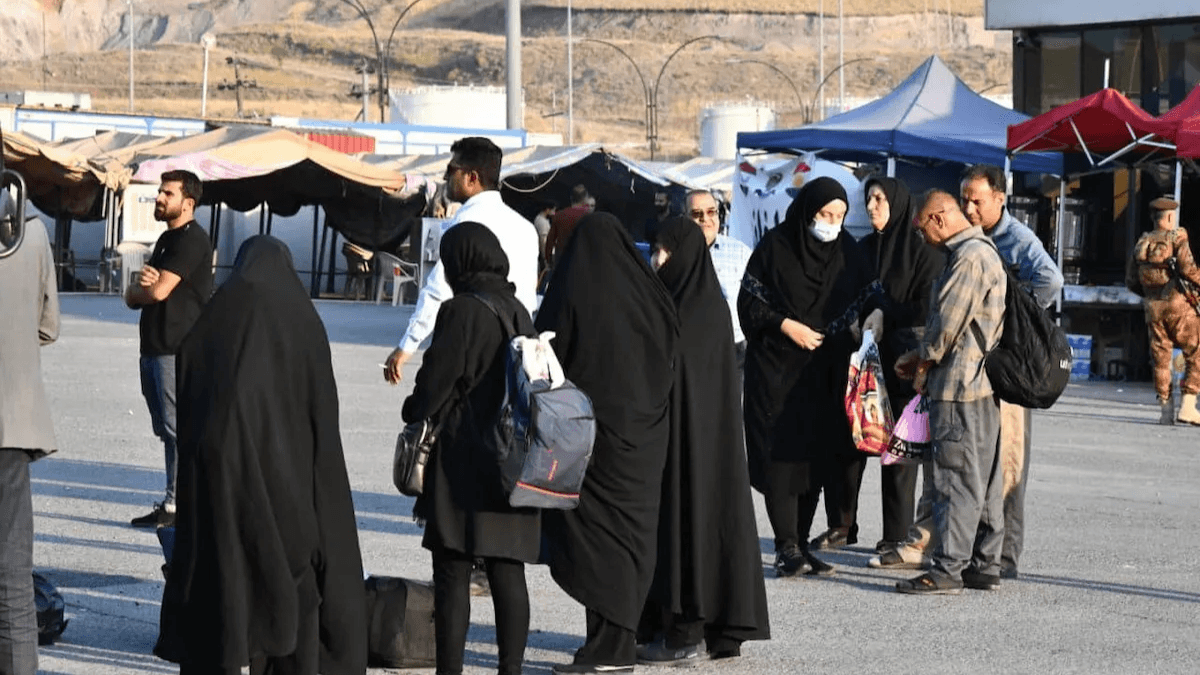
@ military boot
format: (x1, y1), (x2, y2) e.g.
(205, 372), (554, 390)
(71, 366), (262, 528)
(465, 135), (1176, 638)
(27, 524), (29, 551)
(1178, 393), (1200, 426)
(1159, 394), (1175, 425)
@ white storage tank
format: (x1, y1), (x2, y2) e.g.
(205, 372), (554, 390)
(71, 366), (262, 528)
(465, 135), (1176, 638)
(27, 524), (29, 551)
(699, 103), (776, 160)
(391, 86), (512, 130)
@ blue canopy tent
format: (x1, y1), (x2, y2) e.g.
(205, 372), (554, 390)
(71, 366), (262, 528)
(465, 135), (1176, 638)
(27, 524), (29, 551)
(737, 55), (1063, 176)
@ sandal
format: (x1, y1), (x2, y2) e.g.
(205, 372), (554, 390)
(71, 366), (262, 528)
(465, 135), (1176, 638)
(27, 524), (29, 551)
(895, 573), (963, 595)
(868, 547), (925, 570)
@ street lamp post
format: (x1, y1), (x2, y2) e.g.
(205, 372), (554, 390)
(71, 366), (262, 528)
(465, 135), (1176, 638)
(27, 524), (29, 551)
(725, 58), (803, 110)
(810, 56), (885, 122)
(649, 35), (720, 160)
(382, 0), (426, 121)
(200, 33), (215, 117)
(127, 0), (134, 112)
(578, 36), (718, 160)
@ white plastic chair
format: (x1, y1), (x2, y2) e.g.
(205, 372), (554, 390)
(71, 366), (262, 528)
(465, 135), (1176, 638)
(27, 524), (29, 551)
(374, 251), (419, 306)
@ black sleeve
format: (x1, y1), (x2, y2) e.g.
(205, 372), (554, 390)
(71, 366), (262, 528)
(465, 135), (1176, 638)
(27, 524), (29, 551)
(738, 285), (784, 342)
(401, 300), (476, 424)
(158, 228), (210, 280)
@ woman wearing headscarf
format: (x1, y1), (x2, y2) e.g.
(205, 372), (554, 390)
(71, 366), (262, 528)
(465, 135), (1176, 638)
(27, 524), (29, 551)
(738, 176), (876, 578)
(535, 212), (679, 675)
(401, 222), (539, 675)
(156, 236), (366, 675)
(855, 177), (946, 557)
(636, 217), (769, 665)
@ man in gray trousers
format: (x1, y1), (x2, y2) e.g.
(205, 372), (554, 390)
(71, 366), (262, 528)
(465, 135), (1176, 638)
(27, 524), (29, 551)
(894, 190), (1007, 594)
(0, 192), (60, 674)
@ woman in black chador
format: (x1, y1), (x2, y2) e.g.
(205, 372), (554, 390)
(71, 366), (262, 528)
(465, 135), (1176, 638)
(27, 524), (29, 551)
(401, 222), (540, 675)
(156, 236), (366, 675)
(637, 217), (770, 665)
(535, 212), (679, 675)
(855, 176), (945, 555)
(738, 177), (876, 578)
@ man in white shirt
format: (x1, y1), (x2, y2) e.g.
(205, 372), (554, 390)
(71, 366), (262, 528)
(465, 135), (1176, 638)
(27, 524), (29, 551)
(687, 189), (752, 366)
(384, 137), (539, 383)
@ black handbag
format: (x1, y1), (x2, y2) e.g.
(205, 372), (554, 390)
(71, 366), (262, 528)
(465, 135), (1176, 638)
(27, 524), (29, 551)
(393, 419), (439, 497)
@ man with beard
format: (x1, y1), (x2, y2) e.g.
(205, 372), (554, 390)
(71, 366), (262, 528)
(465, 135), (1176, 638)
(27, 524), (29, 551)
(125, 170), (213, 528)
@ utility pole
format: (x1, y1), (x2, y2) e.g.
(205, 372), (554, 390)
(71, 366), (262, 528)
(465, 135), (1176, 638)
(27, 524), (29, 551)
(355, 61), (374, 122)
(201, 33), (215, 117)
(506, 0), (522, 130)
(818, 0), (824, 121)
(219, 56), (258, 118)
(838, 0), (844, 114)
(567, 0), (573, 144)
(128, 0), (134, 112)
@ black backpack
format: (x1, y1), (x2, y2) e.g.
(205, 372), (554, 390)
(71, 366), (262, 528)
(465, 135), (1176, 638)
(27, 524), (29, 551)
(980, 263), (1072, 409)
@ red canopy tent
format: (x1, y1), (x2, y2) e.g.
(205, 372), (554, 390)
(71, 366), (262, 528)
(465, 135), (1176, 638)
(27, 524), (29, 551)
(1007, 89), (1174, 167)
(1156, 85), (1200, 159)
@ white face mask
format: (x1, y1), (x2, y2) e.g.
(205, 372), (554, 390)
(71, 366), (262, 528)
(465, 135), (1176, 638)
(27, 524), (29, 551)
(809, 219), (841, 243)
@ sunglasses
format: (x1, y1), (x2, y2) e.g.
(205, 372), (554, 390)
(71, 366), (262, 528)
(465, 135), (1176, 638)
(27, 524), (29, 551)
(690, 208), (719, 220)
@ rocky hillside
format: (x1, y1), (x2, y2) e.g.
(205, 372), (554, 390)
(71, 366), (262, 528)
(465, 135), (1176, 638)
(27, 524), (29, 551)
(1, 0), (1010, 158)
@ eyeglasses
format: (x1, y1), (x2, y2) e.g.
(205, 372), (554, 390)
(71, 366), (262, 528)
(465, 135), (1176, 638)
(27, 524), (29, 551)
(690, 208), (719, 220)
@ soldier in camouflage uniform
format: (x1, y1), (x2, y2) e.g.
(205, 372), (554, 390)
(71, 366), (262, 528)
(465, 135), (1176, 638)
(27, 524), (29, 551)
(1125, 197), (1200, 425)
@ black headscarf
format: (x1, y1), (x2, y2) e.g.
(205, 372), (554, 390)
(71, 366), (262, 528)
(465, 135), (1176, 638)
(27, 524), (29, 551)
(440, 220), (514, 296)
(744, 176), (851, 327)
(647, 216), (770, 644)
(861, 177), (945, 329)
(654, 216), (721, 320)
(157, 235), (366, 674)
(535, 212), (680, 631)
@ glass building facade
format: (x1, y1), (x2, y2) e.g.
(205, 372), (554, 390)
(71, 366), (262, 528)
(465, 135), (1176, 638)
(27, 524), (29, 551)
(1013, 20), (1200, 116)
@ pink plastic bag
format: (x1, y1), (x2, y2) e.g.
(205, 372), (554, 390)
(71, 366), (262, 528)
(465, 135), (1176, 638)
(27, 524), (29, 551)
(844, 331), (893, 455)
(882, 395), (931, 466)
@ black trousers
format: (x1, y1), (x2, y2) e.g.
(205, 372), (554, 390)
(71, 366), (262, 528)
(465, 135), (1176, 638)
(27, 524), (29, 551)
(177, 609), (318, 675)
(880, 462), (920, 543)
(0, 451), (36, 675)
(763, 474), (822, 552)
(431, 547), (529, 675)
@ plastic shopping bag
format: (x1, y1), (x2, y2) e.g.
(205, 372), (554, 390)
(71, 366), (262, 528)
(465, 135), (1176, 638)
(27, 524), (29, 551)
(844, 330), (893, 455)
(882, 394), (931, 466)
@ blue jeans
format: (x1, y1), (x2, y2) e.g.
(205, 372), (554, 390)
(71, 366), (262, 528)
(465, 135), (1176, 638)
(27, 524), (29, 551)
(140, 354), (178, 506)
(0, 450), (37, 675)
(928, 397), (1004, 580)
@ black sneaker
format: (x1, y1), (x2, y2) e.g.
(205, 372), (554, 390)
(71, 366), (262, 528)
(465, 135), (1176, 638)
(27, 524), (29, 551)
(551, 664), (634, 674)
(962, 569), (1001, 591)
(131, 502), (175, 528)
(636, 640), (703, 664)
(774, 545), (812, 578)
(810, 527), (855, 550)
(803, 549), (836, 576)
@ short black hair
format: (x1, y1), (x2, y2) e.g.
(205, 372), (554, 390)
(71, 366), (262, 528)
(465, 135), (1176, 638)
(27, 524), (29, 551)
(160, 169), (203, 205)
(449, 136), (502, 190)
(570, 184), (591, 206)
(961, 164), (1006, 194)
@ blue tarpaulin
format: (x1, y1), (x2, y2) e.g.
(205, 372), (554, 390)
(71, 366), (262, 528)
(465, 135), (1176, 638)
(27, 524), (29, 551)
(737, 56), (1063, 176)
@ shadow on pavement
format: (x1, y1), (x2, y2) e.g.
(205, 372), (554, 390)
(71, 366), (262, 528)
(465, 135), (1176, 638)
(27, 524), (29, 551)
(1019, 573), (1200, 603)
(39, 642), (175, 673)
(39, 567), (143, 589)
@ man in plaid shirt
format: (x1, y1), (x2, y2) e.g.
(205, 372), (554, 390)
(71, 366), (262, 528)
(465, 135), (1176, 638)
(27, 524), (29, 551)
(894, 190), (1007, 595)
(686, 189), (752, 367)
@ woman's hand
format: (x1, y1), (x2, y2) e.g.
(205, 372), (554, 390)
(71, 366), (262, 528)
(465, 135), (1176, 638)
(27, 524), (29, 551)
(781, 318), (824, 350)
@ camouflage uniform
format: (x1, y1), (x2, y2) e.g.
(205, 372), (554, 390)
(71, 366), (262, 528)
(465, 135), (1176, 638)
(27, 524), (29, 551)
(1125, 226), (1200, 399)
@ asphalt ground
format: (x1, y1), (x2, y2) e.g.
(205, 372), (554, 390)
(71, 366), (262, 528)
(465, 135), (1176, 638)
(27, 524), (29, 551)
(26, 295), (1200, 674)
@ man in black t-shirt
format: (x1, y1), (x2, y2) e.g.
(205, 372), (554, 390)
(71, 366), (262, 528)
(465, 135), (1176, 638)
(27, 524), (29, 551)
(125, 170), (213, 527)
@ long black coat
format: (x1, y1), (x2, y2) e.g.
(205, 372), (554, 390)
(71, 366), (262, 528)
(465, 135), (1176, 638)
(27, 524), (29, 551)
(156, 236), (366, 674)
(402, 290), (540, 563)
(644, 218), (769, 644)
(739, 230), (873, 494)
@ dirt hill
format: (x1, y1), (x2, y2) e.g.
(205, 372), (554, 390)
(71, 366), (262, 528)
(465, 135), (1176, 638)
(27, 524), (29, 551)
(1, 1), (1009, 159)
